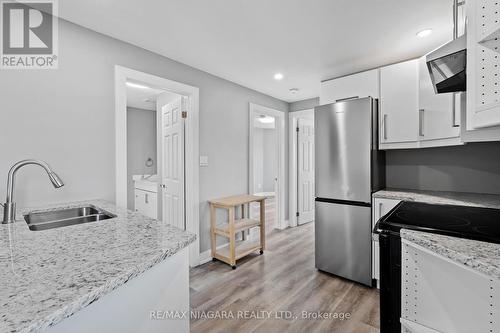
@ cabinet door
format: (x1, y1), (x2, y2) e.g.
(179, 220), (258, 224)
(418, 56), (460, 142)
(464, 0), (500, 140)
(135, 189), (158, 219)
(402, 241), (500, 332)
(372, 198), (401, 282)
(372, 198), (401, 229)
(380, 60), (419, 144)
(143, 192), (158, 219)
(320, 69), (379, 105)
(134, 190), (145, 213)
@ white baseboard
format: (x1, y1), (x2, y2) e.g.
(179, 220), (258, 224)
(197, 240), (238, 266)
(198, 249), (214, 265)
(276, 219), (289, 230)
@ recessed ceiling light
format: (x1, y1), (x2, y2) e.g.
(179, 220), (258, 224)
(126, 82), (149, 89)
(258, 115), (275, 124)
(416, 29), (433, 38)
(289, 88), (299, 95)
(274, 73), (284, 81)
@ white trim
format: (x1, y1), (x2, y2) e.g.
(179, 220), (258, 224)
(288, 109), (314, 228)
(114, 65), (200, 267)
(198, 249), (213, 266)
(248, 103), (286, 230)
(276, 219), (290, 230)
(198, 243), (228, 265)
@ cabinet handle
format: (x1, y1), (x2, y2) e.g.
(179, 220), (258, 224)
(383, 114), (388, 140)
(452, 93), (460, 127)
(145, 193), (149, 204)
(419, 109), (425, 137)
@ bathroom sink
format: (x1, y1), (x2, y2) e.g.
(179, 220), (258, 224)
(24, 205), (116, 231)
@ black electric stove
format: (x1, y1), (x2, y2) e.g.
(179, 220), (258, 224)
(375, 201), (500, 333)
(378, 201), (500, 244)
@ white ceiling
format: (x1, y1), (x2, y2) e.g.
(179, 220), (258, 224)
(59, 0), (454, 102)
(126, 82), (179, 111)
(126, 82), (164, 111)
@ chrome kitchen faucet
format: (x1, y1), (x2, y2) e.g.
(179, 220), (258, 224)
(2, 160), (64, 223)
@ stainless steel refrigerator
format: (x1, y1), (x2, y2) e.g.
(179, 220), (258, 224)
(314, 97), (385, 286)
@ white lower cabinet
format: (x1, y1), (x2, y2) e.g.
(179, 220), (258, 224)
(43, 248), (190, 333)
(401, 240), (500, 333)
(372, 198), (401, 285)
(134, 189), (158, 219)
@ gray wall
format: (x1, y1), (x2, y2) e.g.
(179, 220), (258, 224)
(289, 97), (319, 112)
(0, 19), (288, 253)
(386, 142), (500, 195)
(126, 107), (157, 210)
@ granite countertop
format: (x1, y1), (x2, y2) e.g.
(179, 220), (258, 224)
(373, 188), (500, 209)
(401, 229), (500, 280)
(0, 200), (196, 333)
(373, 188), (500, 280)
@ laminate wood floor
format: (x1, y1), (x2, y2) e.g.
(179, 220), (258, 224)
(189, 222), (380, 333)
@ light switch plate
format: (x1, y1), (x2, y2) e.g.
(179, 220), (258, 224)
(199, 155), (208, 167)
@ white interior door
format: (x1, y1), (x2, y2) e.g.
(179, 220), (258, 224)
(160, 94), (185, 230)
(297, 118), (314, 225)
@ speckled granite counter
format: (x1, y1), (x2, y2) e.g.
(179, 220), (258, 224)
(401, 229), (500, 280)
(0, 200), (196, 333)
(373, 188), (500, 209)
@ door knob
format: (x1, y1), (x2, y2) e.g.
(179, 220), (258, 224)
(160, 184), (166, 189)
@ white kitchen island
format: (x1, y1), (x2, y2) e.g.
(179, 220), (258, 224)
(0, 200), (195, 333)
(400, 229), (500, 333)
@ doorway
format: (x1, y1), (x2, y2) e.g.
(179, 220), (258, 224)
(248, 103), (286, 231)
(115, 66), (200, 266)
(125, 81), (170, 220)
(289, 109), (315, 227)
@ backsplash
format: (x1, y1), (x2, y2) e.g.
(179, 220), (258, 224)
(386, 142), (500, 195)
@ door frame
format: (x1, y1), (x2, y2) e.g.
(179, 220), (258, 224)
(288, 109), (314, 227)
(114, 65), (200, 267)
(248, 103), (286, 230)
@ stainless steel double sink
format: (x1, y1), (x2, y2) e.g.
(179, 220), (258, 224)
(24, 205), (116, 231)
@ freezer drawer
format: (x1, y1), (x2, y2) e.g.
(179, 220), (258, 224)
(315, 200), (372, 286)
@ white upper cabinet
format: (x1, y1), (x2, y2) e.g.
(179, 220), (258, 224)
(320, 69), (379, 105)
(464, 0), (500, 141)
(418, 56), (462, 145)
(379, 59), (419, 147)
